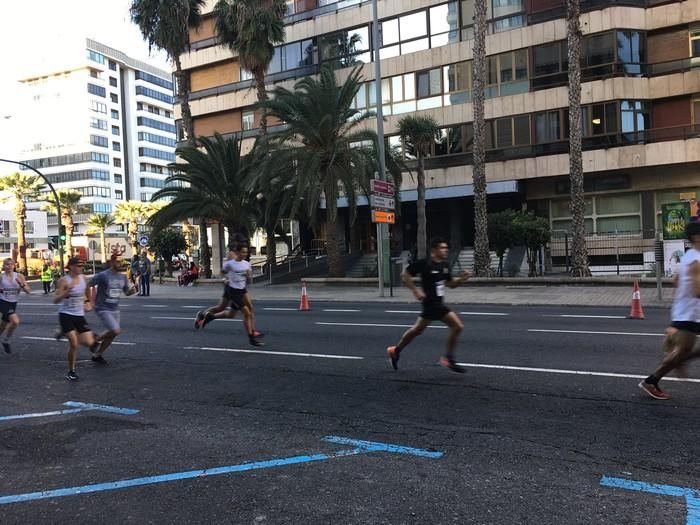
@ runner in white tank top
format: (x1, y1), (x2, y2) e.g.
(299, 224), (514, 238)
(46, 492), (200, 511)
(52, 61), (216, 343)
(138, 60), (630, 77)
(640, 222), (700, 400)
(0, 258), (31, 354)
(54, 257), (95, 381)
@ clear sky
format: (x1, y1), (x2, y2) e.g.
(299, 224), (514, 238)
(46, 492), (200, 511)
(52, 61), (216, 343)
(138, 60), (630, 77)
(0, 0), (170, 160)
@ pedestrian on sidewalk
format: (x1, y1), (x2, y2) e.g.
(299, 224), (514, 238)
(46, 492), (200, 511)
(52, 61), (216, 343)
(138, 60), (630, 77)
(387, 238), (471, 373)
(138, 251), (151, 297)
(40, 262), (53, 294)
(639, 222), (700, 400)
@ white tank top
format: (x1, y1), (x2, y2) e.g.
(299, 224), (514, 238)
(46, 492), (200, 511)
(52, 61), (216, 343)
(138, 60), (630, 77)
(0, 272), (20, 303)
(59, 274), (86, 316)
(671, 248), (700, 322)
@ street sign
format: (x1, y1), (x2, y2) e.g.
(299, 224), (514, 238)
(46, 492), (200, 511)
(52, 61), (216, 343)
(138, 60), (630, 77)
(371, 179), (395, 196)
(138, 234), (150, 247)
(370, 195), (395, 210)
(372, 210), (395, 224)
(88, 240), (98, 251)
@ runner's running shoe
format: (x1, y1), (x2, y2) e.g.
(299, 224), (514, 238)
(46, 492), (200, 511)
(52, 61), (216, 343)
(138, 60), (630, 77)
(252, 330), (264, 338)
(194, 311), (205, 330)
(66, 370), (79, 381)
(2, 341), (10, 354)
(638, 381), (670, 400)
(387, 346), (400, 370)
(249, 336), (264, 347)
(439, 356), (466, 374)
(92, 355), (108, 365)
(202, 312), (215, 327)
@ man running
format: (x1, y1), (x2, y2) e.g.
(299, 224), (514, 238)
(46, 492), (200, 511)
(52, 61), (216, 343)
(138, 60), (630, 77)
(387, 238), (471, 373)
(0, 258), (32, 353)
(88, 254), (136, 364)
(639, 222), (700, 400)
(54, 257), (95, 381)
(195, 245), (263, 347)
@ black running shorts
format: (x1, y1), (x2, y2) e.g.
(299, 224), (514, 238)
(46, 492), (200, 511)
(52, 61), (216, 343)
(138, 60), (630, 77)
(421, 301), (452, 322)
(670, 321), (700, 335)
(59, 313), (91, 334)
(226, 287), (247, 311)
(0, 300), (17, 322)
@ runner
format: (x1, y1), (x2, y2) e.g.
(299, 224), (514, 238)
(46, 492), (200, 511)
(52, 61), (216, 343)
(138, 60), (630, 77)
(639, 221), (700, 400)
(0, 258), (32, 354)
(386, 238), (471, 373)
(88, 254), (136, 364)
(195, 245), (263, 347)
(54, 257), (95, 381)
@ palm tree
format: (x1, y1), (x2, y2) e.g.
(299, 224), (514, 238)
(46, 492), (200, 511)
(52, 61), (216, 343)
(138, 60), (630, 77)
(397, 116), (439, 261)
(86, 213), (115, 263)
(149, 133), (259, 241)
(214, 0), (286, 136)
(114, 201), (158, 255)
(471, 0), (491, 276)
(41, 190), (84, 258)
(259, 65), (377, 276)
(0, 173), (44, 273)
(567, 0), (591, 277)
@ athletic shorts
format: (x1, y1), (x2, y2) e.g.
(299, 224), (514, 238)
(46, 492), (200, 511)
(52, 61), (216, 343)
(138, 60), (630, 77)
(59, 313), (91, 334)
(0, 300), (17, 322)
(95, 309), (120, 332)
(421, 301), (452, 322)
(224, 287), (247, 311)
(670, 321), (700, 335)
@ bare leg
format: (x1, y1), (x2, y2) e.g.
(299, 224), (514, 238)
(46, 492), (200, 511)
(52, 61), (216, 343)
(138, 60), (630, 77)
(97, 329), (119, 355)
(651, 330), (696, 381)
(66, 331), (79, 372)
(396, 318), (432, 350)
(205, 296), (228, 316)
(442, 312), (464, 359)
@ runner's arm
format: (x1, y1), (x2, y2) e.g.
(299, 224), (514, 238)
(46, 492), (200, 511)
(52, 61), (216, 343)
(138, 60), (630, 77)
(447, 271), (471, 289)
(401, 270), (425, 301)
(53, 278), (70, 303)
(691, 261), (700, 297)
(16, 274), (31, 294)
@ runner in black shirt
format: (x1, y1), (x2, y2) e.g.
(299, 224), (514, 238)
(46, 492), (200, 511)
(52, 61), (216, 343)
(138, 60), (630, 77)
(387, 238), (471, 373)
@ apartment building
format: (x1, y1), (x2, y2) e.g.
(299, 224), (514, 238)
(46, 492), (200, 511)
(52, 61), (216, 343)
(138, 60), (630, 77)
(18, 39), (176, 239)
(178, 0), (700, 268)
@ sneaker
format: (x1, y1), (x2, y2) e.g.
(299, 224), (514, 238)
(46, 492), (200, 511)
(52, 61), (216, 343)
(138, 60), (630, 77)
(2, 341), (10, 354)
(91, 355), (108, 365)
(252, 330), (264, 338)
(638, 380), (670, 400)
(249, 336), (265, 347)
(66, 370), (79, 381)
(194, 311), (204, 330)
(387, 346), (400, 370)
(89, 341), (100, 354)
(439, 357), (466, 374)
(202, 313), (215, 327)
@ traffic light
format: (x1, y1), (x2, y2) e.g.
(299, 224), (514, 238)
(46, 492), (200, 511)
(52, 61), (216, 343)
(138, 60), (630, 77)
(59, 225), (67, 243)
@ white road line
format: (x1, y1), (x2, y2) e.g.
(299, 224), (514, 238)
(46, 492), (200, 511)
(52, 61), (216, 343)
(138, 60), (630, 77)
(542, 314), (627, 319)
(17, 313), (56, 317)
(528, 329), (663, 337)
(150, 316), (241, 322)
(141, 305), (167, 308)
(385, 310), (420, 314)
(180, 306), (206, 309)
(322, 309), (361, 313)
(459, 312), (509, 316)
(21, 336), (135, 346)
(455, 362), (700, 383)
(263, 307), (298, 311)
(184, 346), (363, 360)
(316, 322), (446, 329)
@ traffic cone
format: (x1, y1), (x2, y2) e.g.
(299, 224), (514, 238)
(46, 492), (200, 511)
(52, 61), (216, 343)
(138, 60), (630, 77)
(628, 280), (645, 320)
(299, 280), (311, 311)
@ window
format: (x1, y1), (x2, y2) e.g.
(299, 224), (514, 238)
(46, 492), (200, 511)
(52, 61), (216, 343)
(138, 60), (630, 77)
(113, 142), (121, 152)
(380, 4), (458, 59)
(90, 135), (108, 148)
(140, 177), (167, 188)
(44, 169), (110, 184)
(111, 109), (119, 119)
(242, 111), (255, 131)
(114, 174), (123, 184)
(550, 198), (594, 234)
(137, 102), (144, 111)
(90, 117), (107, 130)
(148, 105), (161, 115)
(416, 68), (442, 110)
(278, 39), (315, 72)
(115, 190), (123, 200)
(551, 194), (641, 234)
(140, 193), (153, 202)
(582, 32), (615, 79)
(113, 158), (121, 168)
(108, 60), (117, 71)
(691, 27), (700, 58)
(620, 100), (650, 142)
(112, 125), (120, 136)
(535, 110), (563, 143)
(164, 110), (172, 119)
(135, 86), (174, 105)
(110, 93), (118, 103)
(88, 83), (106, 97)
(135, 70), (173, 90)
(109, 76), (118, 87)
(24, 221), (34, 234)
(693, 98), (700, 128)
(137, 117), (176, 133)
(89, 69), (100, 79)
(88, 50), (105, 64)
(76, 186), (111, 198)
(319, 26), (370, 69)
(443, 61), (472, 105)
(460, 0), (524, 40)
(580, 102), (618, 137)
(616, 31), (646, 75)
(138, 132), (177, 147)
(93, 203), (113, 213)
(486, 49), (528, 97)
(139, 147), (175, 162)
(532, 41), (567, 89)
(429, 3), (459, 48)
(91, 101), (107, 114)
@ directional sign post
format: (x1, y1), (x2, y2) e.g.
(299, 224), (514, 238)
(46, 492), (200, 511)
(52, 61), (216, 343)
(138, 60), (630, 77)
(372, 210), (396, 224)
(370, 195), (395, 210)
(138, 234), (149, 248)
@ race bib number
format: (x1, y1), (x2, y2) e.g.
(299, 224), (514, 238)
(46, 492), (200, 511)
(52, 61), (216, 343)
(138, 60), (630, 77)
(4, 289), (18, 300)
(69, 296), (84, 307)
(108, 288), (121, 299)
(436, 281), (445, 297)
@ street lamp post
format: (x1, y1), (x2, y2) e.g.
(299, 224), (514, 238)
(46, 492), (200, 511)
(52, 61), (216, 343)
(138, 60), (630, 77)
(0, 157), (65, 275)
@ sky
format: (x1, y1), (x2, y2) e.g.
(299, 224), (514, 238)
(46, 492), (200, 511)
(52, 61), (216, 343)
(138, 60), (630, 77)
(0, 0), (170, 160)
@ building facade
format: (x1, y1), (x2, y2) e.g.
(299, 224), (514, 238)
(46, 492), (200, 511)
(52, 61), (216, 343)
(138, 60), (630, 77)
(0, 210), (49, 262)
(18, 39), (176, 238)
(179, 0), (700, 269)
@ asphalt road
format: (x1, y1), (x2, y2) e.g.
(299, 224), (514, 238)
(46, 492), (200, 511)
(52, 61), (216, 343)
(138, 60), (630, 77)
(1, 290), (698, 524)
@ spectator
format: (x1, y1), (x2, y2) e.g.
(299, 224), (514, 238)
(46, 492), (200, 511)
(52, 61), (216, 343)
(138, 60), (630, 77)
(138, 251), (152, 296)
(41, 263), (53, 294)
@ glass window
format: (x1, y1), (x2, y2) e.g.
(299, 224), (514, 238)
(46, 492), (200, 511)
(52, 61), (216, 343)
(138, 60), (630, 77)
(268, 47), (281, 74)
(354, 84), (367, 109)
(381, 18), (399, 46)
(590, 104), (605, 135)
(113, 142), (121, 151)
(429, 69), (441, 95)
(449, 126), (464, 153)
(690, 28), (700, 57)
(597, 216), (641, 233)
(110, 93), (118, 103)
(242, 111), (255, 131)
(114, 158), (121, 168)
(535, 111), (561, 143)
(551, 198), (594, 218)
(616, 31), (645, 75)
(499, 52), (513, 82)
(399, 11), (427, 41)
(583, 32), (615, 66)
(283, 42), (302, 70)
(109, 77), (117, 87)
(320, 26), (370, 67)
(605, 102), (618, 134)
(492, 0), (523, 18)
(596, 193), (640, 215)
(430, 2), (459, 47)
(460, 0), (474, 39)
(301, 39), (315, 66)
(400, 38), (429, 55)
(403, 73), (415, 100)
(513, 115), (530, 145)
(496, 118), (513, 147)
(111, 109), (119, 119)
(111, 125), (120, 136)
(434, 129), (449, 156)
(115, 190), (123, 200)
(514, 49), (528, 79)
(417, 71), (430, 98)
(381, 78), (391, 104)
(533, 43), (562, 76)
(392, 76), (403, 102)
(109, 60), (117, 71)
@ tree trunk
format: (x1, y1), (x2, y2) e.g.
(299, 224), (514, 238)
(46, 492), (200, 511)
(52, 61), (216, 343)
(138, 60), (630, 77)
(182, 220), (192, 257)
(266, 224), (277, 266)
(326, 220), (344, 277)
(416, 155), (427, 260)
(63, 214), (74, 257)
(100, 230), (107, 263)
(254, 67), (268, 136)
(199, 220), (211, 278)
(15, 201), (28, 274)
(567, 0), (591, 277)
(174, 57), (194, 145)
(472, 0), (491, 277)
(129, 222), (139, 255)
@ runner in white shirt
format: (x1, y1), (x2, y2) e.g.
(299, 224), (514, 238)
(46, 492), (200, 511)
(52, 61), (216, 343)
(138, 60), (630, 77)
(0, 258), (31, 354)
(640, 222), (700, 400)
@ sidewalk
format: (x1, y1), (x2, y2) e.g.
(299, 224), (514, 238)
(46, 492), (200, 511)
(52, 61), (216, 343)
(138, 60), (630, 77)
(143, 281), (674, 308)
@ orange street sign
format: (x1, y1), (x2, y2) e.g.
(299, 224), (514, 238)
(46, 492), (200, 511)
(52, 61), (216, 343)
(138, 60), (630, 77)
(372, 210), (395, 224)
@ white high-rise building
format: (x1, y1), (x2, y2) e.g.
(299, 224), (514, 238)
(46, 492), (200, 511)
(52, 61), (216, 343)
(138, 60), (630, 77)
(19, 38), (175, 239)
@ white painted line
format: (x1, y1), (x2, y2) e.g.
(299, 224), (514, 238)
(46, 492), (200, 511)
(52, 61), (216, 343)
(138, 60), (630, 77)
(184, 346), (363, 360)
(323, 309), (361, 313)
(316, 322), (446, 329)
(181, 306), (206, 309)
(17, 313), (56, 317)
(150, 316), (241, 322)
(141, 305), (167, 308)
(263, 307), (298, 312)
(385, 310), (420, 314)
(459, 312), (509, 316)
(542, 314), (627, 319)
(455, 362), (700, 383)
(21, 336), (135, 346)
(528, 329), (663, 337)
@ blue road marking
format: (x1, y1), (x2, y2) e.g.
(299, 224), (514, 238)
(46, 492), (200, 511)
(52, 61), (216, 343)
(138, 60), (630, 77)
(0, 436), (443, 505)
(0, 401), (140, 422)
(601, 476), (700, 525)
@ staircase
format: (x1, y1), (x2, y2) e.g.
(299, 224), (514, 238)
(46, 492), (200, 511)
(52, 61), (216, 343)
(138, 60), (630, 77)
(451, 247), (500, 274)
(347, 253), (378, 277)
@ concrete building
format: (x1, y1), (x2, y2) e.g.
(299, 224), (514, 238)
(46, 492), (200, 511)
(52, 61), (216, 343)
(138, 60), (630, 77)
(18, 39), (176, 239)
(178, 0), (700, 271)
(0, 209), (49, 262)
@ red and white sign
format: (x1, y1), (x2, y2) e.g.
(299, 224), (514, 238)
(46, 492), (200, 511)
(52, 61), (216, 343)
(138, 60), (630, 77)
(371, 179), (395, 196)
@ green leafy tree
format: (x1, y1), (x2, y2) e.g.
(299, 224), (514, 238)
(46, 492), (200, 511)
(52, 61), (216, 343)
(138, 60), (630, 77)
(86, 213), (115, 263)
(42, 190), (85, 258)
(214, 0), (286, 136)
(488, 209), (519, 277)
(114, 201), (159, 255)
(514, 211), (551, 277)
(149, 227), (187, 276)
(397, 115), (439, 260)
(259, 65), (377, 276)
(0, 172), (44, 273)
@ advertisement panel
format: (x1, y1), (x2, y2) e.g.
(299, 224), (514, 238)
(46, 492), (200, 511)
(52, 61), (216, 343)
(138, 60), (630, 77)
(662, 202), (690, 240)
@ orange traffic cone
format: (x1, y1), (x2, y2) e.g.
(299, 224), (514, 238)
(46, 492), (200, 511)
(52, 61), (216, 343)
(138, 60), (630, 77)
(299, 280), (311, 311)
(628, 280), (645, 320)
